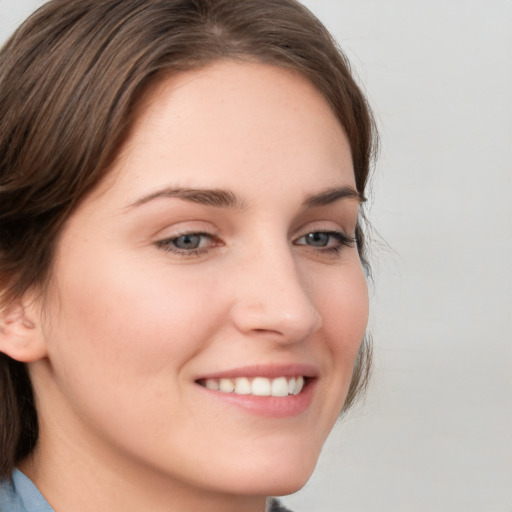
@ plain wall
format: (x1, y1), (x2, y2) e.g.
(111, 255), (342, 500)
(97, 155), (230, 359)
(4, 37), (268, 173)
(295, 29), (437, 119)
(1, 1), (511, 511)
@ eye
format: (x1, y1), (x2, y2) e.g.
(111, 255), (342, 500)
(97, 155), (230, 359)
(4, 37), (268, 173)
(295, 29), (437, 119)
(294, 230), (356, 253)
(302, 232), (331, 247)
(173, 233), (203, 250)
(156, 232), (218, 255)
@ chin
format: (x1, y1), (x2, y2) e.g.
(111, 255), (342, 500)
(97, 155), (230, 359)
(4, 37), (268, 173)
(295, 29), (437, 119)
(262, 473), (313, 497)
(216, 451), (319, 498)
(205, 419), (333, 498)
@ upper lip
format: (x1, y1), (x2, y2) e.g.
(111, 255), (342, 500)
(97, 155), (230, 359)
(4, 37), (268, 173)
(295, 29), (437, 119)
(195, 364), (319, 381)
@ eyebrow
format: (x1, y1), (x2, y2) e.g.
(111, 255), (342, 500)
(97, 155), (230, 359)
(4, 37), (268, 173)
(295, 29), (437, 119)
(303, 186), (365, 207)
(128, 187), (246, 209)
(127, 185), (363, 210)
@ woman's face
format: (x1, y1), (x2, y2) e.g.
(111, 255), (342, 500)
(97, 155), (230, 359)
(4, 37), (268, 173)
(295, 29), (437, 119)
(31, 61), (368, 500)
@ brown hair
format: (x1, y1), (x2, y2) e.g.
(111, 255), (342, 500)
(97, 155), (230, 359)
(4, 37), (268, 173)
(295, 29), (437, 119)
(0, 0), (377, 476)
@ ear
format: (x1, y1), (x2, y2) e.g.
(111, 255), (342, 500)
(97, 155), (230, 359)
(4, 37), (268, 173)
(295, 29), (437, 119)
(0, 299), (47, 362)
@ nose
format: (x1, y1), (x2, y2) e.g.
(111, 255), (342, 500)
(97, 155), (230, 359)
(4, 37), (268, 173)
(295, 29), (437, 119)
(229, 245), (322, 343)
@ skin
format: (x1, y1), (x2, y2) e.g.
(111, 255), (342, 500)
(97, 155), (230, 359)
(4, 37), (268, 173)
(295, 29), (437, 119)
(17, 60), (368, 512)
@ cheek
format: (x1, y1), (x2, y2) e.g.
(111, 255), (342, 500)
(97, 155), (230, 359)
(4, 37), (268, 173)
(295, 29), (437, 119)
(41, 253), (227, 453)
(316, 261), (368, 340)
(45, 249), (223, 391)
(314, 262), (369, 380)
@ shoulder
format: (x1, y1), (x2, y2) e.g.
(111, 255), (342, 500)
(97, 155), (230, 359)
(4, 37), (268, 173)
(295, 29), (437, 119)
(0, 470), (54, 512)
(0, 472), (24, 511)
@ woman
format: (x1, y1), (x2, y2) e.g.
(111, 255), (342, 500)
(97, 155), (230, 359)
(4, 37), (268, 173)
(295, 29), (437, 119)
(0, 1), (377, 510)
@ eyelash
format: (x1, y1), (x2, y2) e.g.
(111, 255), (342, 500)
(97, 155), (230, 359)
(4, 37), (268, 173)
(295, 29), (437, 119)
(156, 231), (217, 257)
(155, 230), (357, 258)
(294, 231), (357, 255)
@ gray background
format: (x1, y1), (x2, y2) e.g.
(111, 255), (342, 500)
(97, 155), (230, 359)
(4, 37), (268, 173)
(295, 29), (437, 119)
(1, 1), (511, 511)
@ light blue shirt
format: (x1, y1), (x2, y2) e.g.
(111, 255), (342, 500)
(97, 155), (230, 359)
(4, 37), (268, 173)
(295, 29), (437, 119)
(0, 469), (53, 512)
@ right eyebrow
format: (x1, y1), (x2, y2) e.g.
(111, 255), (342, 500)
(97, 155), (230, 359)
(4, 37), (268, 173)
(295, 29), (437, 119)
(302, 186), (365, 208)
(126, 186), (247, 210)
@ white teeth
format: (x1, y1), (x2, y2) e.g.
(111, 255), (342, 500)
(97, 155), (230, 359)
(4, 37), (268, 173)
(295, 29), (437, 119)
(293, 376), (305, 395)
(288, 377), (296, 395)
(251, 377), (271, 396)
(201, 376), (307, 397)
(219, 378), (235, 393)
(234, 377), (252, 395)
(205, 379), (219, 391)
(271, 377), (289, 397)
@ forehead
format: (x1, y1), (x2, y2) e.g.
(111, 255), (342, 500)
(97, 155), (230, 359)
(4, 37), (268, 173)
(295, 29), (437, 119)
(95, 60), (354, 206)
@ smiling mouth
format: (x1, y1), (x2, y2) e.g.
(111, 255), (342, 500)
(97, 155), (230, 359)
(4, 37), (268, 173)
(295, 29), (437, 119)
(197, 376), (306, 397)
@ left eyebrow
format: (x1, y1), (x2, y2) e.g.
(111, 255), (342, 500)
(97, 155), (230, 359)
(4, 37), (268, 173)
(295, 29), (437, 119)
(126, 187), (246, 210)
(303, 186), (365, 207)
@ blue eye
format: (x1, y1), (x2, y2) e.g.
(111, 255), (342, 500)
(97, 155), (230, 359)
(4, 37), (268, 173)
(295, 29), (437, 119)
(295, 231), (356, 253)
(172, 234), (202, 250)
(157, 232), (216, 255)
(303, 232), (330, 247)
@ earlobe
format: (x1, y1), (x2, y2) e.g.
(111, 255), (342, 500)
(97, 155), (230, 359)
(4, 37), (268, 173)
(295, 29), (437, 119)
(0, 300), (47, 362)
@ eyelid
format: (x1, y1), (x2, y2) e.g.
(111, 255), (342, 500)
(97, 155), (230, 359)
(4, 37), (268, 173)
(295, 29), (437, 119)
(152, 219), (218, 239)
(292, 226), (358, 258)
(294, 230), (356, 245)
(155, 228), (222, 257)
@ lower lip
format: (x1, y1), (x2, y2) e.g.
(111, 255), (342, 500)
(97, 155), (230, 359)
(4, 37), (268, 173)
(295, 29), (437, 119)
(196, 379), (317, 418)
